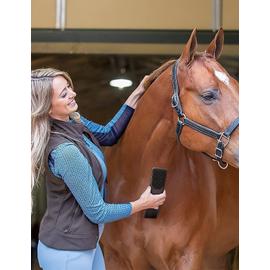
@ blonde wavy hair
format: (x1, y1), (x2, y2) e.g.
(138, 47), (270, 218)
(31, 68), (75, 190)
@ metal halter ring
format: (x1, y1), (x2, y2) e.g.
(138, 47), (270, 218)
(217, 160), (229, 170)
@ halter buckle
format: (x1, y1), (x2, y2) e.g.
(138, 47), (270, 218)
(218, 132), (230, 148)
(176, 114), (186, 141)
(171, 95), (179, 108)
(215, 147), (223, 159)
(214, 132), (231, 167)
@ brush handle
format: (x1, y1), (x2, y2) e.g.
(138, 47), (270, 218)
(144, 168), (167, 219)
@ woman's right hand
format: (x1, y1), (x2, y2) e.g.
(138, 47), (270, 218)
(130, 186), (166, 215)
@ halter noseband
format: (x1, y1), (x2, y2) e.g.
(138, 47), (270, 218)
(171, 60), (239, 169)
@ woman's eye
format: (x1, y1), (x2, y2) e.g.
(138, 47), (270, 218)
(61, 92), (67, 98)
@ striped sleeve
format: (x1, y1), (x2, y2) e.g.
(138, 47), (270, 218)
(48, 143), (132, 224)
(80, 104), (134, 146)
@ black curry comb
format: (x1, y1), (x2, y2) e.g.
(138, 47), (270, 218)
(144, 167), (167, 219)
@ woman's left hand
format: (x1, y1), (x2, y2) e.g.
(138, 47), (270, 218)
(124, 75), (150, 109)
(133, 75), (150, 97)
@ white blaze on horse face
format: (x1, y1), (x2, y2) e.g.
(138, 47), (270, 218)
(214, 70), (230, 86)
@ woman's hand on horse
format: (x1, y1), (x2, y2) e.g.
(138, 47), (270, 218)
(124, 75), (150, 109)
(130, 186), (166, 215)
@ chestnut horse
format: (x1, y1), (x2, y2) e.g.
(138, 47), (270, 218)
(101, 28), (239, 270)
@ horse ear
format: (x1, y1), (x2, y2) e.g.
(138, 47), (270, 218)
(180, 28), (198, 65)
(205, 28), (224, 59)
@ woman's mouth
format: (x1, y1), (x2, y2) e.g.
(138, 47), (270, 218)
(69, 99), (77, 107)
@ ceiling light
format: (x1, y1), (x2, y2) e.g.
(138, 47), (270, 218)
(109, 78), (133, 90)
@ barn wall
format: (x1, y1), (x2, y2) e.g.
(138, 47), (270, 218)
(32, 0), (238, 30)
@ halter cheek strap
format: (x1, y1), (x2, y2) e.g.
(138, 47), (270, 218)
(171, 60), (239, 169)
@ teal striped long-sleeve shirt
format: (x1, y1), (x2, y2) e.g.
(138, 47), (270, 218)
(48, 104), (134, 224)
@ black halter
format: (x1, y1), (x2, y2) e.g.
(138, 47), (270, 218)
(171, 60), (239, 169)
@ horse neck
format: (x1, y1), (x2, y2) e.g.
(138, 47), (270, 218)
(122, 66), (192, 167)
(129, 68), (175, 138)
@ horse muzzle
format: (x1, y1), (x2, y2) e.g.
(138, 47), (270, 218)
(222, 131), (239, 168)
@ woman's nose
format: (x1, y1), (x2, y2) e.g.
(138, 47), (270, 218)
(69, 90), (76, 98)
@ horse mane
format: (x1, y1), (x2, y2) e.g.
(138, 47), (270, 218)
(142, 53), (213, 90)
(142, 59), (176, 90)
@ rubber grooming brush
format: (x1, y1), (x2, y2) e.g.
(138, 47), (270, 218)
(144, 167), (167, 218)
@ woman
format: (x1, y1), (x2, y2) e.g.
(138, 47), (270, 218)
(31, 68), (166, 270)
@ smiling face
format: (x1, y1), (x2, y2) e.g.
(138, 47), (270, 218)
(49, 76), (78, 121)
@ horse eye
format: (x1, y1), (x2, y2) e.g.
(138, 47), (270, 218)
(201, 90), (218, 103)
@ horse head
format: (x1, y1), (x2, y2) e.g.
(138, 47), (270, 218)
(174, 28), (239, 168)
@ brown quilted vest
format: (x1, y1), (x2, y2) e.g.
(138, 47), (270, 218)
(39, 118), (104, 250)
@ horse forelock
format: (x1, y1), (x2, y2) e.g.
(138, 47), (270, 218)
(193, 53), (233, 85)
(190, 52), (228, 78)
(142, 53), (218, 91)
(143, 59), (176, 90)
(192, 52), (215, 66)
